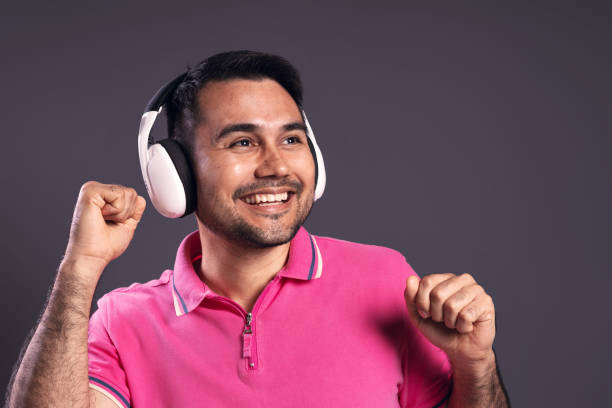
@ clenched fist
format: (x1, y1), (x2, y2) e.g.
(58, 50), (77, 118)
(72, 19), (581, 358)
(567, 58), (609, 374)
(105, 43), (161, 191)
(63, 181), (146, 278)
(404, 273), (496, 367)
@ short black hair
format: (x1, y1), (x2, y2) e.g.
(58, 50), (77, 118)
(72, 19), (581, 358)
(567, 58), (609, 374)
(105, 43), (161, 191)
(165, 50), (304, 152)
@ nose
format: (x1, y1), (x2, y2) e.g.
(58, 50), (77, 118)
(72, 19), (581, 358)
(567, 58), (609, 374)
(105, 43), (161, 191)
(254, 144), (289, 179)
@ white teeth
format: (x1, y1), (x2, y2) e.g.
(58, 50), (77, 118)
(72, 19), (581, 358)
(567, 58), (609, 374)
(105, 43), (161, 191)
(243, 192), (289, 205)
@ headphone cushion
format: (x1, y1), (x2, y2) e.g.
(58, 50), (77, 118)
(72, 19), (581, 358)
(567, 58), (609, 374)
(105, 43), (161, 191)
(156, 139), (197, 216)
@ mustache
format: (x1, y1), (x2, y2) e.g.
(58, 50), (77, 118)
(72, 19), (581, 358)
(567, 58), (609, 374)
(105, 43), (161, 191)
(233, 179), (304, 200)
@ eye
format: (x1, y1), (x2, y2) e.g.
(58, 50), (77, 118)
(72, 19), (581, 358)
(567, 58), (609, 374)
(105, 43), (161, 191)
(230, 139), (252, 147)
(283, 136), (302, 145)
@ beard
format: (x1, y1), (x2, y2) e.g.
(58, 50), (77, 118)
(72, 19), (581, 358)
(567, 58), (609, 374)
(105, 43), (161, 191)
(195, 179), (313, 248)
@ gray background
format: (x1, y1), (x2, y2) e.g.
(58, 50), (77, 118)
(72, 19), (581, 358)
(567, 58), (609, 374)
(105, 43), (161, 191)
(1, 1), (610, 406)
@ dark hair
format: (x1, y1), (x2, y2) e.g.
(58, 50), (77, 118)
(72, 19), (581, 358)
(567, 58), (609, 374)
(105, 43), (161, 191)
(165, 50), (304, 152)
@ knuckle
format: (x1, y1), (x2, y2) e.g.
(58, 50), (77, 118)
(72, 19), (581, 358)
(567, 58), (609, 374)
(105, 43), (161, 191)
(415, 296), (429, 310)
(443, 301), (457, 316)
(445, 295), (463, 312)
(111, 184), (126, 194)
(421, 274), (440, 290)
(456, 321), (471, 333)
(460, 273), (474, 282)
(80, 181), (98, 194)
(421, 275), (436, 290)
(430, 288), (444, 303)
(459, 307), (474, 322)
(415, 296), (428, 308)
(454, 290), (467, 303)
(415, 303), (427, 314)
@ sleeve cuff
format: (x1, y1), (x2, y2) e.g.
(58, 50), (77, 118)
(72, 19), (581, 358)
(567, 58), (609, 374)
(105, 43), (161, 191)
(88, 376), (131, 408)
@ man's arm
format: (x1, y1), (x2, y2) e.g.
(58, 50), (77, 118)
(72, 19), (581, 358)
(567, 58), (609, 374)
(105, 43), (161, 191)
(405, 273), (510, 408)
(6, 182), (146, 408)
(7, 259), (114, 407)
(444, 349), (509, 407)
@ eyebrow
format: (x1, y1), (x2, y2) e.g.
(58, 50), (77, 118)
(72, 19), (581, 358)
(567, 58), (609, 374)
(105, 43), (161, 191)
(214, 121), (307, 143)
(283, 122), (308, 133)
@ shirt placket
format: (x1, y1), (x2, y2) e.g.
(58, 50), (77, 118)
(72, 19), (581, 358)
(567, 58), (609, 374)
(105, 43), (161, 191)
(208, 274), (281, 372)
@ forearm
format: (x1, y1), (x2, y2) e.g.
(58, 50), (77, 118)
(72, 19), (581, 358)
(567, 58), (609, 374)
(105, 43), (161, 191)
(7, 259), (102, 408)
(447, 349), (510, 408)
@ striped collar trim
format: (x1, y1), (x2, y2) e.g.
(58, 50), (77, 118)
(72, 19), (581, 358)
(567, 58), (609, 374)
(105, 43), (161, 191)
(171, 227), (323, 317)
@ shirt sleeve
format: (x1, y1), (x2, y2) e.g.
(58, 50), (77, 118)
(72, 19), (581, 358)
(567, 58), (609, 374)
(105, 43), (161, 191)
(88, 296), (132, 408)
(398, 260), (453, 408)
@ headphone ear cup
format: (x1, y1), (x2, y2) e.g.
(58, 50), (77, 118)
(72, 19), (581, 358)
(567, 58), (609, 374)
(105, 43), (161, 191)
(146, 139), (197, 218)
(312, 144), (325, 201)
(302, 112), (325, 201)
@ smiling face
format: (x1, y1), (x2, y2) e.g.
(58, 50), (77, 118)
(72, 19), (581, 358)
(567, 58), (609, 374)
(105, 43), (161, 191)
(190, 78), (316, 248)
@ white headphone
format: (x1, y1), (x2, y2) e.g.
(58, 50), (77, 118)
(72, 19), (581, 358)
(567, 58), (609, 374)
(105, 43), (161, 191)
(138, 72), (326, 218)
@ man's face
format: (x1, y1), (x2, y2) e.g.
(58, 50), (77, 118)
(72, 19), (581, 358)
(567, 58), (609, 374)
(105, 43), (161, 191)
(191, 78), (316, 248)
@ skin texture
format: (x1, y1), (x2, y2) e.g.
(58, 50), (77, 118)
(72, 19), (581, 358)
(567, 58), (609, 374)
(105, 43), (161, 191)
(6, 182), (146, 408)
(192, 79), (315, 248)
(190, 79), (317, 312)
(6, 78), (508, 407)
(405, 274), (510, 407)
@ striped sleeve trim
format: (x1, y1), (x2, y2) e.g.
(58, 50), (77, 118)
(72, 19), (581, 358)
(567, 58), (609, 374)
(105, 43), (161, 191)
(88, 376), (131, 408)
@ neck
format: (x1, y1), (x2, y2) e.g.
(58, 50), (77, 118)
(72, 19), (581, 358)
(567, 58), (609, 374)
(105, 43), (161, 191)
(196, 221), (291, 313)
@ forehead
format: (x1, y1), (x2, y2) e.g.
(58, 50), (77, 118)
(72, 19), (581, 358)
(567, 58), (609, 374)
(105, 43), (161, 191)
(195, 78), (302, 126)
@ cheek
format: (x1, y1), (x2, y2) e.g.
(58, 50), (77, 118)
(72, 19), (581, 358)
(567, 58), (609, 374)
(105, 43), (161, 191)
(198, 157), (253, 196)
(294, 154), (316, 190)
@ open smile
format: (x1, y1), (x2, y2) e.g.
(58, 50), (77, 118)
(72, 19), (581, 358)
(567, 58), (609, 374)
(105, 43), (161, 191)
(238, 190), (296, 211)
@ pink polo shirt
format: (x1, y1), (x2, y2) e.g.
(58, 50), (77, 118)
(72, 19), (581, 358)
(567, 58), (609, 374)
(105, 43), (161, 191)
(88, 227), (452, 407)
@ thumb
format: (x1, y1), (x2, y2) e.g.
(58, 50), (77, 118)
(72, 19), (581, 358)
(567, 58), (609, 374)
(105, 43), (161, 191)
(404, 275), (422, 324)
(131, 196), (147, 223)
(122, 196), (147, 230)
(404, 275), (457, 352)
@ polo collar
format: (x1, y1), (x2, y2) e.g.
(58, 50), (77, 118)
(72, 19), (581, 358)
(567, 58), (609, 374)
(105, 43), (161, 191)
(171, 226), (323, 317)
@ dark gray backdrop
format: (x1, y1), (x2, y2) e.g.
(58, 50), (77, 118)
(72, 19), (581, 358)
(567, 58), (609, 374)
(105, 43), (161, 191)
(2, 1), (610, 406)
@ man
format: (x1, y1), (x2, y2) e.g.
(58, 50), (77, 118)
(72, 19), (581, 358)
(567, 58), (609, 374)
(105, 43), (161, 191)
(7, 51), (509, 407)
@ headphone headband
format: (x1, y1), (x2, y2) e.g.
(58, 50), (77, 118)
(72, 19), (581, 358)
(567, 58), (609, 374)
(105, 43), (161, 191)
(145, 73), (188, 113)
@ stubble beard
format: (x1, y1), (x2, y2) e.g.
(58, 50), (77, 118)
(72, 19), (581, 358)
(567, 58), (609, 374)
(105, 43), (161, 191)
(196, 183), (314, 248)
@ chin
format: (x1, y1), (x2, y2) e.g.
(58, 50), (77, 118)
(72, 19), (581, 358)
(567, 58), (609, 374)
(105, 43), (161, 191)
(197, 192), (314, 248)
(231, 222), (303, 249)
(197, 210), (306, 249)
